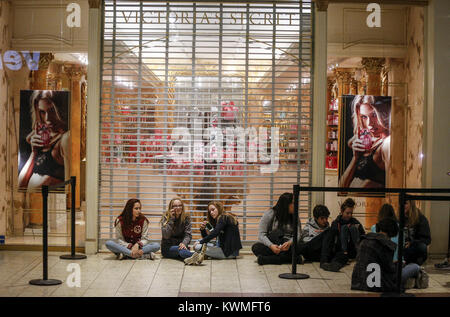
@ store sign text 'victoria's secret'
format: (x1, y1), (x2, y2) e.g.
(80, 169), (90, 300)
(121, 11), (300, 25)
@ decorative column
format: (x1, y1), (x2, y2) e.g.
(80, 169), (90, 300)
(334, 68), (354, 97)
(28, 53), (54, 226)
(361, 57), (385, 96)
(361, 57), (386, 228)
(31, 53), (54, 90)
(64, 64), (86, 209)
(350, 78), (358, 95)
(86, 0), (102, 254)
(386, 58), (406, 210)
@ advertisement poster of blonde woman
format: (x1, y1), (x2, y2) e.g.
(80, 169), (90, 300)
(18, 90), (70, 191)
(338, 95), (391, 192)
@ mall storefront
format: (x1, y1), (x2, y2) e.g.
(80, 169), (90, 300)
(0, 0), (448, 256)
(97, 1), (314, 247)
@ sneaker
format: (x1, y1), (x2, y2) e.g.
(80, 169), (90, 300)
(195, 244), (208, 265)
(139, 252), (156, 260)
(434, 260), (450, 269)
(114, 253), (122, 260)
(415, 267), (429, 289)
(404, 277), (415, 289)
(184, 252), (200, 265)
(321, 261), (343, 272)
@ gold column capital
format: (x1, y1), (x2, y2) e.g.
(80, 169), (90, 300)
(64, 64), (87, 81)
(38, 53), (55, 71)
(361, 57), (386, 74)
(334, 68), (354, 84)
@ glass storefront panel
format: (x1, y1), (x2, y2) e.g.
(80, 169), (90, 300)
(98, 1), (314, 247)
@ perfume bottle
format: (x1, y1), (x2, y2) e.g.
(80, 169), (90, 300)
(38, 123), (50, 147)
(358, 128), (372, 151)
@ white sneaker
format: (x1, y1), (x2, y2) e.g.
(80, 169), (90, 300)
(139, 252), (156, 260)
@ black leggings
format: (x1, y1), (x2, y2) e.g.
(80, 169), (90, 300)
(251, 243), (292, 263)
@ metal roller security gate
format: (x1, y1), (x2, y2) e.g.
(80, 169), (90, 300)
(99, 0), (313, 249)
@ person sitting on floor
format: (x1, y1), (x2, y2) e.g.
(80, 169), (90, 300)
(320, 198), (365, 272)
(105, 198), (161, 260)
(371, 203), (401, 263)
(251, 192), (302, 265)
(351, 218), (424, 292)
(184, 201), (242, 265)
(160, 197), (194, 261)
(404, 199), (431, 266)
(298, 204), (330, 262)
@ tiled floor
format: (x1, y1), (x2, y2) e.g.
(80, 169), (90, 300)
(0, 251), (449, 297)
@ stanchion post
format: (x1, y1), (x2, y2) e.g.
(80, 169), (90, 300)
(291, 186), (299, 274)
(397, 191), (406, 294)
(43, 185), (49, 280)
(60, 176), (86, 260)
(279, 185), (309, 280)
(71, 176), (76, 257)
(29, 185), (62, 286)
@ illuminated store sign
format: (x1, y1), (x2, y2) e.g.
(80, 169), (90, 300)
(0, 51), (40, 71)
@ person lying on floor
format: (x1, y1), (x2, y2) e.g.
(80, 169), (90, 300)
(320, 198), (365, 272)
(351, 218), (426, 292)
(160, 197), (194, 261)
(184, 201), (242, 265)
(298, 204), (330, 262)
(251, 192), (302, 265)
(105, 198), (160, 260)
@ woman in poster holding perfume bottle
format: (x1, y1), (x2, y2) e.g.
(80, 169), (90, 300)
(18, 90), (69, 190)
(339, 95), (391, 188)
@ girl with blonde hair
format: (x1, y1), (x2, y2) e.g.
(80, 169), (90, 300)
(184, 201), (242, 265)
(160, 197), (194, 260)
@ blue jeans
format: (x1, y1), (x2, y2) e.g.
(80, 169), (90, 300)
(163, 245), (193, 259)
(194, 240), (238, 259)
(105, 240), (160, 257)
(401, 263), (420, 286)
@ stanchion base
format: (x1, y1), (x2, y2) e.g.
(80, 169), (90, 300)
(279, 273), (310, 280)
(29, 279), (62, 286)
(60, 254), (87, 260)
(381, 292), (415, 297)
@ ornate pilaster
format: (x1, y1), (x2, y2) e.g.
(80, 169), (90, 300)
(361, 57), (386, 95)
(31, 53), (54, 90)
(64, 63), (87, 209)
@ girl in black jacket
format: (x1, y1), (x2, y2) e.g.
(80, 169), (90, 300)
(184, 201), (242, 265)
(404, 200), (431, 265)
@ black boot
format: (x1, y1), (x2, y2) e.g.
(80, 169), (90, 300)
(257, 255), (282, 265)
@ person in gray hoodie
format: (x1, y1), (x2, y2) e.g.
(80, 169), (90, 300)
(251, 193), (302, 265)
(298, 205), (330, 262)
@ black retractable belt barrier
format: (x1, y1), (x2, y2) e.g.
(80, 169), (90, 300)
(281, 185), (450, 296)
(60, 176), (87, 260)
(29, 177), (87, 286)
